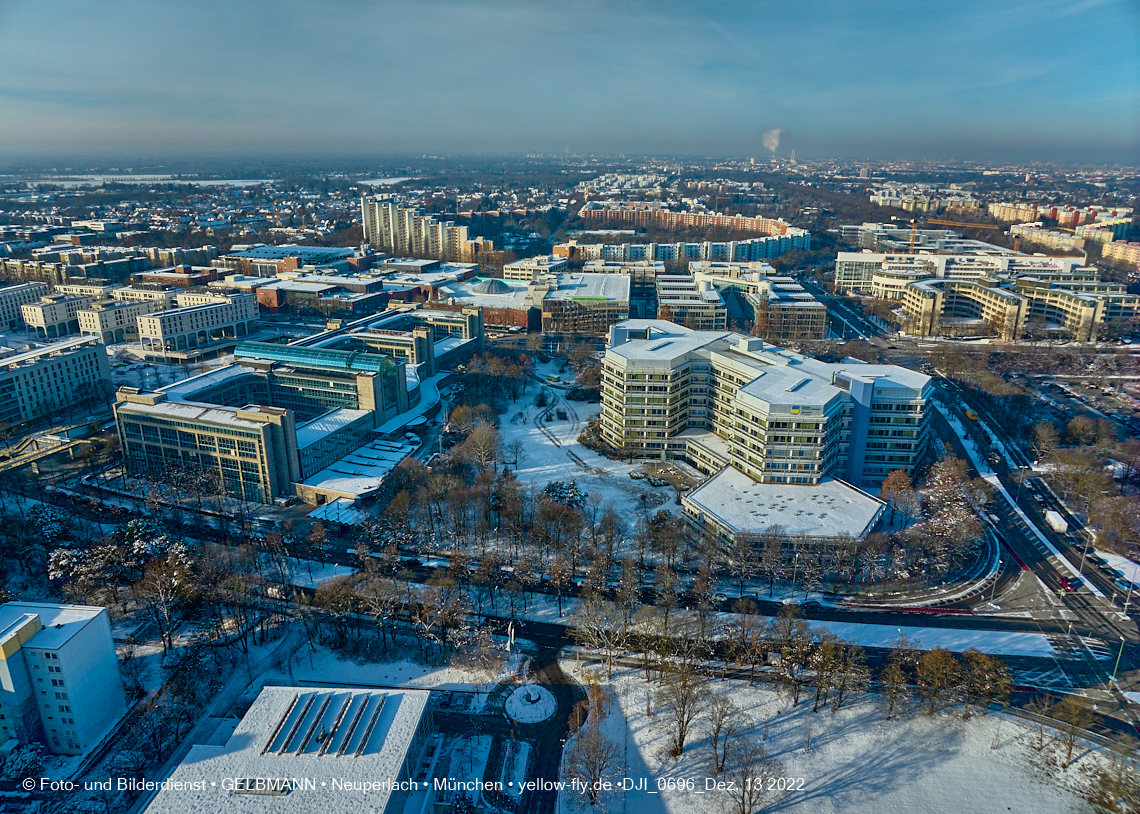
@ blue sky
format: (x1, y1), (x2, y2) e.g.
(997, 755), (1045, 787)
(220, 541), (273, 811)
(0, 0), (1137, 161)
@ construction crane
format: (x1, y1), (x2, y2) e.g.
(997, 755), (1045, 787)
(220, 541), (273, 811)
(909, 217), (1003, 253)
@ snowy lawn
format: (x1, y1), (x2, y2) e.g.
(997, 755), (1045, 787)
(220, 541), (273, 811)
(560, 664), (1105, 814)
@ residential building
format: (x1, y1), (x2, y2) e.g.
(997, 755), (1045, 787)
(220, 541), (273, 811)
(360, 199), (492, 263)
(55, 279), (121, 298)
(988, 202), (1132, 226)
(1103, 241), (1140, 270)
(133, 265), (221, 288)
(577, 202), (799, 238)
(136, 293), (259, 356)
(1009, 223), (1084, 252)
(0, 602), (126, 755)
(142, 686), (435, 814)
(0, 282), (49, 330)
(553, 231), (811, 265)
(21, 294), (95, 339)
(502, 254), (568, 280)
(599, 320), (932, 489)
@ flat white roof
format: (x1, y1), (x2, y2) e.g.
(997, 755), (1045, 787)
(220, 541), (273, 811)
(117, 399), (268, 431)
(0, 602), (104, 650)
(684, 468), (883, 539)
(545, 273), (630, 302)
(143, 685), (430, 814)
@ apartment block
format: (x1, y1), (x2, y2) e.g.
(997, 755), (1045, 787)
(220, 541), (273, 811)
(0, 337), (111, 424)
(111, 284), (180, 311)
(0, 282), (49, 330)
(361, 199), (491, 263)
(1103, 241), (1140, 270)
(0, 602), (126, 755)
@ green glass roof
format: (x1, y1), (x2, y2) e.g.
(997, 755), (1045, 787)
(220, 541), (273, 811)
(235, 341), (398, 374)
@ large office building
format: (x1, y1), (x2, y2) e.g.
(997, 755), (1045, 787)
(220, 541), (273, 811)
(78, 300), (156, 344)
(21, 294), (95, 339)
(834, 252), (1090, 296)
(0, 282), (49, 330)
(655, 273), (728, 331)
(0, 336), (111, 424)
(599, 320), (932, 489)
(839, 222), (1019, 256)
(538, 273), (631, 335)
(136, 293), (259, 356)
(143, 686), (435, 814)
(688, 261), (827, 342)
(503, 254), (569, 280)
(114, 339), (418, 504)
(836, 252), (1140, 341)
(0, 602), (126, 755)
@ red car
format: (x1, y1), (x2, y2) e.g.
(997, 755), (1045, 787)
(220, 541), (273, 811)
(1060, 577), (1082, 592)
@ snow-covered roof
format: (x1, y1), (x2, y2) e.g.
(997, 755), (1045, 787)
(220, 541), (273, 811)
(683, 468), (883, 540)
(0, 602), (105, 650)
(295, 408), (372, 449)
(142, 685), (431, 814)
(300, 439), (416, 499)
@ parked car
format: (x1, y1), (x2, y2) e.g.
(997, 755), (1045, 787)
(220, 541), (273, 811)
(1114, 578), (1136, 595)
(647, 476), (670, 487)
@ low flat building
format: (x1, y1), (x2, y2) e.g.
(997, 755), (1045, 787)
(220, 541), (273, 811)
(142, 685), (435, 814)
(0, 602), (126, 755)
(682, 468), (884, 551)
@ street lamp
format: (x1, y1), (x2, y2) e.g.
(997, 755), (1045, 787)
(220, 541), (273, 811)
(1108, 636), (1126, 690)
(790, 552), (800, 600)
(1077, 535), (1091, 576)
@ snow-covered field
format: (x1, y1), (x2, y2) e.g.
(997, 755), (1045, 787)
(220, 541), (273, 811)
(561, 664), (1103, 814)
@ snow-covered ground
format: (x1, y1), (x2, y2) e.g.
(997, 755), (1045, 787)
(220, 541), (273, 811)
(1098, 549), (1140, 585)
(501, 395), (679, 519)
(287, 644), (530, 712)
(560, 664), (1104, 814)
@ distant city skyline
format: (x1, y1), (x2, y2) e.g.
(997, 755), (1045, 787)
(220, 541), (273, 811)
(0, 0), (1137, 163)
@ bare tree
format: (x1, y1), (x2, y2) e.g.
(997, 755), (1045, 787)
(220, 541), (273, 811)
(654, 648), (711, 757)
(565, 700), (622, 807)
(722, 740), (785, 814)
(705, 696), (746, 776)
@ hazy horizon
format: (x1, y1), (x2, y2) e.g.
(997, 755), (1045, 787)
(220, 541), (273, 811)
(1, 0), (1138, 164)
